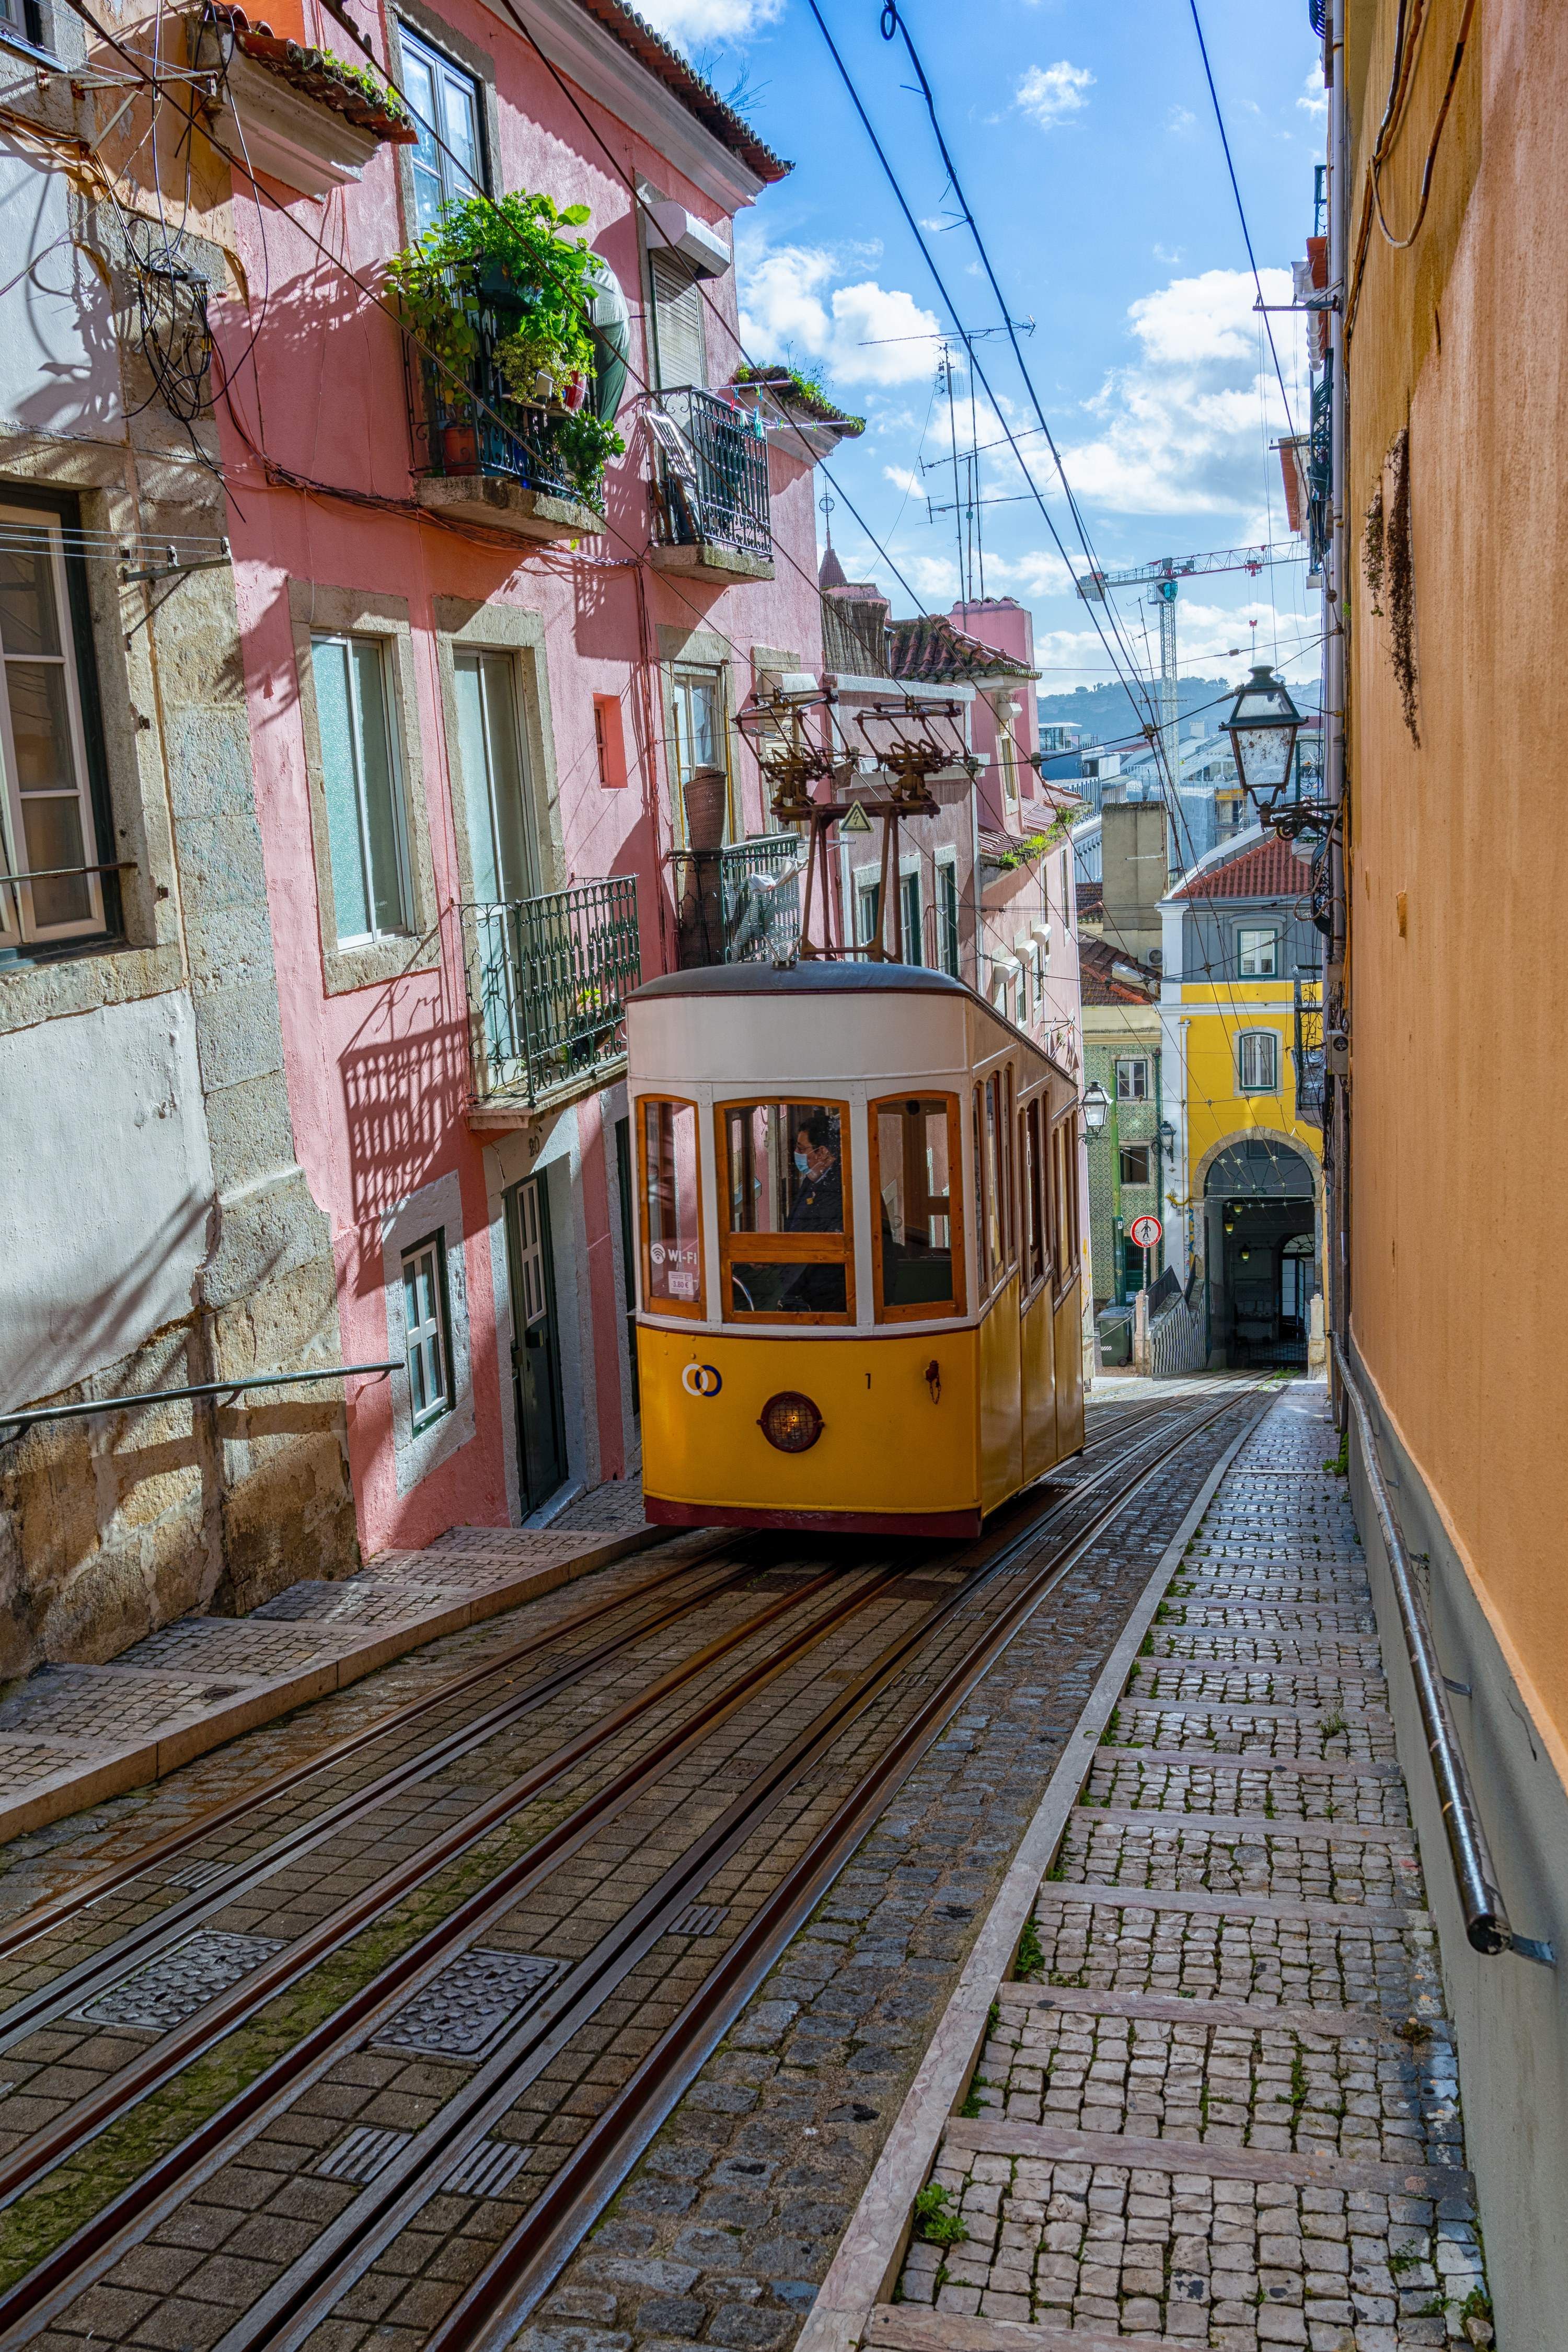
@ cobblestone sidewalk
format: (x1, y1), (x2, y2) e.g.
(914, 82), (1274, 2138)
(881, 1384), (1494, 2350)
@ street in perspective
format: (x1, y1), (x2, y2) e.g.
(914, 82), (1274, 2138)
(0, 2), (1559, 2349)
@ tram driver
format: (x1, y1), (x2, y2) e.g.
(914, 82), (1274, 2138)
(781, 1112), (846, 1312)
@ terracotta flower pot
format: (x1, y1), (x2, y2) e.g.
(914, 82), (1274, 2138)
(683, 763), (728, 853)
(441, 422), (478, 474)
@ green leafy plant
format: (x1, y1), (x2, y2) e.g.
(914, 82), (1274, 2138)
(1324, 1430), (1348, 1475)
(1320, 1711), (1347, 1740)
(386, 192), (625, 498)
(958, 2077), (988, 2119)
(321, 48), (409, 119)
(1015, 1913), (1044, 1978)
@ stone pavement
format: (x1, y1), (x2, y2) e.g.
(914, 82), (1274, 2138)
(864, 1383), (1494, 2350)
(0, 1496), (679, 1847)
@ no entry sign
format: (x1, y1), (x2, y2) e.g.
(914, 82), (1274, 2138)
(1129, 1213), (1163, 1249)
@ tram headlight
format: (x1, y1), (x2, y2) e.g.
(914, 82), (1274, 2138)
(758, 1391), (824, 1453)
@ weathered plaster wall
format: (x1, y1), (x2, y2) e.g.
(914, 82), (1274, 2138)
(1342, 3), (1568, 2337)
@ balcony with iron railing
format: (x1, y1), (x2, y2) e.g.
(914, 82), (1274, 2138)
(721, 834), (803, 963)
(1293, 977), (1325, 1128)
(646, 388), (775, 585)
(404, 267), (610, 544)
(461, 878), (641, 1126)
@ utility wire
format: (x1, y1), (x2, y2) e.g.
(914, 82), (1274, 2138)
(1187, 0), (1296, 437)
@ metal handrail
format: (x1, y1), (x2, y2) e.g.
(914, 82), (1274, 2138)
(1334, 1334), (1552, 1963)
(0, 1361), (399, 1442)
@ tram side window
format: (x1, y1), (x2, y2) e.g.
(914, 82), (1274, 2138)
(1004, 1068), (1017, 1266)
(1022, 1098), (1045, 1289)
(983, 1075), (1004, 1289)
(1051, 1116), (1078, 1287)
(641, 1098), (703, 1316)
(870, 1095), (964, 1320)
(719, 1100), (853, 1321)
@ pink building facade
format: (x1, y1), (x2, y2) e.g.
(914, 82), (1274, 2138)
(214, 0), (838, 1549)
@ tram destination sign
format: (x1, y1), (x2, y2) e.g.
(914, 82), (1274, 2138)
(1129, 1214), (1162, 1249)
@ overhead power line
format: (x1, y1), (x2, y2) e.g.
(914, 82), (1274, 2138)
(1187, 0), (1297, 437)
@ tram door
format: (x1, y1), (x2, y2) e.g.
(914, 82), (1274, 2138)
(505, 1174), (568, 1514)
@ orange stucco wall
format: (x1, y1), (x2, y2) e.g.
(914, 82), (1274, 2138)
(1346, 0), (1568, 1751)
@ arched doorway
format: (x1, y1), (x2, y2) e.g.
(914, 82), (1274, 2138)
(1202, 1138), (1318, 1368)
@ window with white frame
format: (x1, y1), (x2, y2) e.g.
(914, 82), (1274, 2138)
(402, 1231), (453, 1431)
(1238, 925), (1278, 977)
(997, 721), (1018, 802)
(0, 504), (110, 952)
(669, 664), (727, 843)
(398, 24), (485, 233)
(1115, 1056), (1149, 1101)
(855, 871), (881, 951)
(310, 632), (413, 943)
(899, 868), (921, 965)
(1237, 1029), (1279, 1093)
(937, 857), (959, 977)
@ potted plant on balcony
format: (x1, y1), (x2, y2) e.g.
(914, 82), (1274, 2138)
(387, 192), (625, 502)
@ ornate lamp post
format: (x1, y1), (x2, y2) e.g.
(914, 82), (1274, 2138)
(1222, 664), (1304, 817)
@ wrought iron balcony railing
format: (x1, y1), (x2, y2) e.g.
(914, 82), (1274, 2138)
(1307, 355), (1333, 575)
(648, 387), (771, 557)
(463, 878), (640, 1109)
(721, 834), (803, 964)
(403, 268), (597, 507)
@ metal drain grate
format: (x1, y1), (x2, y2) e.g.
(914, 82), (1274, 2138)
(666, 1903), (730, 1938)
(443, 2138), (531, 2197)
(165, 1859), (232, 1895)
(318, 2127), (412, 2184)
(74, 1931), (287, 2031)
(372, 1949), (560, 2059)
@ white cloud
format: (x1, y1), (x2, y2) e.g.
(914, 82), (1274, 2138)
(1057, 264), (1306, 517)
(1168, 106), (1196, 135)
(737, 239), (942, 386)
(1297, 64), (1328, 120)
(631, 0), (782, 41)
(883, 465), (923, 498)
(1016, 60), (1093, 130)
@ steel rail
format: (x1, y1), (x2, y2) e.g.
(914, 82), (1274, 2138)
(211, 1387), (1267, 2352)
(0, 1394), (1223, 2342)
(0, 1560), (887, 2223)
(0, 1550), (771, 2046)
(0, 1388), (1191, 1963)
(0, 1533), (743, 1965)
(1332, 1337), (1550, 1964)
(417, 1383), (1274, 2352)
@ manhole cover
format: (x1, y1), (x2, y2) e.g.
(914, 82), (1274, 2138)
(319, 2126), (411, 2183)
(75, 1930), (286, 2031)
(372, 1949), (560, 2059)
(444, 2137), (531, 2197)
(666, 1903), (730, 1938)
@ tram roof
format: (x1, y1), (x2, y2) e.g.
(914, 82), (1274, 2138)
(629, 962), (1079, 1085)
(630, 963), (970, 1004)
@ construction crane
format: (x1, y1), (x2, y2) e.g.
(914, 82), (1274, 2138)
(1076, 544), (1308, 817)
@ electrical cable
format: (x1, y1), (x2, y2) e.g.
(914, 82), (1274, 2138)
(1186, 0), (1296, 439)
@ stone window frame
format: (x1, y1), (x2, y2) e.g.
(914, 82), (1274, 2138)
(385, 2), (502, 245)
(382, 1167), (475, 1494)
(431, 596), (566, 906)
(656, 625), (737, 849)
(0, 453), (190, 1037)
(287, 580), (440, 997)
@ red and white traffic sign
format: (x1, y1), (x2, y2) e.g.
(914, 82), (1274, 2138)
(1129, 1214), (1163, 1249)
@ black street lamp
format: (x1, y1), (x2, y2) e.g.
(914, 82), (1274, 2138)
(1082, 1080), (1111, 1137)
(1158, 1117), (1176, 1163)
(1222, 663), (1304, 814)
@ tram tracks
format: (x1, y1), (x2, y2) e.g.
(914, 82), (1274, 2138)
(0, 1377), (1263, 2347)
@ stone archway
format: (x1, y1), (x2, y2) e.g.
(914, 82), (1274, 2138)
(1197, 1131), (1321, 1369)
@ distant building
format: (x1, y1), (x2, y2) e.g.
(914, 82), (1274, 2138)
(1078, 938), (1164, 1314)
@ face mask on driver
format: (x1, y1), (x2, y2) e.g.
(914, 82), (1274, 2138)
(793, 1151), (810, 1174)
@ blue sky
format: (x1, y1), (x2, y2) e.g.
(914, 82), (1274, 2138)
(640, 0), (1328, 695)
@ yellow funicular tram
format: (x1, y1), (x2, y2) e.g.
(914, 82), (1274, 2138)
(627, 961), (1086, 1536)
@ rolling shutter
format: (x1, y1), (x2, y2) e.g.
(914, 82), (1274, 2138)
(650, 248), (706, 390)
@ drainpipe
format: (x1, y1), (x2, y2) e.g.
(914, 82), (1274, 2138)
(1153, 1047), (1164, 1283)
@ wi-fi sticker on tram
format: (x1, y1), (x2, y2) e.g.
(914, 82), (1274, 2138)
(682, 1363), (723, 1399)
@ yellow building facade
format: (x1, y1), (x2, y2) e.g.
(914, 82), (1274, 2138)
(1157, 834), (1324, 1369)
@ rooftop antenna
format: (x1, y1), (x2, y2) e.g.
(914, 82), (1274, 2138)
(819, 491), (835, 552)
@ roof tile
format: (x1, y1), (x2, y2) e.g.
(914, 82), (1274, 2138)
(1172, 834), (1302, 902)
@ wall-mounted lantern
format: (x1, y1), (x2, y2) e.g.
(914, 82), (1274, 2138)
(1221, 664), (1304, 814)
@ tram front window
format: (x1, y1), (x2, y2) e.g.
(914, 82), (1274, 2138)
(721, 1100), (851, 1320)
(872, 1095), (963, 1318)
(641, 1098), (703, 1315)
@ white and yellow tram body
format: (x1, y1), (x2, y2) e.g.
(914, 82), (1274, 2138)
(627, 964), (1086, 1537)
